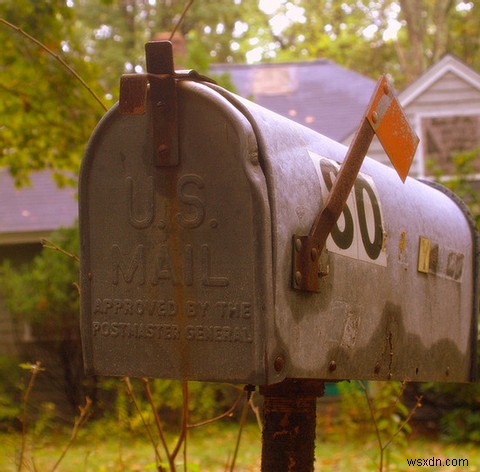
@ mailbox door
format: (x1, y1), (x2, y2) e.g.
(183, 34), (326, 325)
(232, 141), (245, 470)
(209, 85), (478, 383)
(80, 82), (276, 384)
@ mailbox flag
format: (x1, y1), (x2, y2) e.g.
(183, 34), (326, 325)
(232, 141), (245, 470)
(366, 75), (419, 182)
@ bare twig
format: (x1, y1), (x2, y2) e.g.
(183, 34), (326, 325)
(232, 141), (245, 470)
(123, 377), (163, 468)
(18, 361), (43, 472)
(228, 388), (252, 472)
(171, 381), (189, 463)
(187, 389), (243, 429)
(41, 239), (80, 263)
(50, 397), (92, 472)
(383, 395), (423, 451)
(358, 380), (383, 471)
(249, 392), (263, 432)
(0, 18), (108, 112)
(358, 381), (423, 472)
(169, 0), (195, 40)
(142, 378), (176, 472)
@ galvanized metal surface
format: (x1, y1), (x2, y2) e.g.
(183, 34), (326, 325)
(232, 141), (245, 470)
(292, 75), (419, 292)
(80, 81), (276, 384)
(209, 84), (478, 383)
(80, 59), (478, 384)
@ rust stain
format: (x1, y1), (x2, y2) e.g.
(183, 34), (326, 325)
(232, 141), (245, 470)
(398, 231), (407, 255)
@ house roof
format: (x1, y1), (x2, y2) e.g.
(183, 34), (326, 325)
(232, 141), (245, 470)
(0, 169), (77, 244)
(210, 59), (376, 142)
(0, 59), (377, 244)
(399, 54), (480, 107)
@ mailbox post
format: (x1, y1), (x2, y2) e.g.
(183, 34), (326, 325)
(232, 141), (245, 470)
(80, 42), (478, 471)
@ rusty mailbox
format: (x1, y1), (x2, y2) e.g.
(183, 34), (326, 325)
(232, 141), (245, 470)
(80, 42), (478, 385)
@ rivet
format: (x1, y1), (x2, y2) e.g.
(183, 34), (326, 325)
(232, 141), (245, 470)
(295, 238), (302, 252)
(372, 111), (379, 123)
(274, 355), (285, 373)
(311, 247), (318, 261)
(328, 361), (337, 372)
(295, 271), (302, 286)
(158, 144), (169, 156)
(374, 363), (381, 374)
(383, 83), (389, 95)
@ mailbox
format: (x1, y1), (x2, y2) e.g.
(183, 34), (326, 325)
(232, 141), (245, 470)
(80, 43), (478, 385)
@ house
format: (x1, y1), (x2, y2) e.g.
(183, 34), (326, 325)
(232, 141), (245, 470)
(0, 170), (77, 352)
(0, 55), (479, 409)
(343, 55), (480, 180)
(210, 59), (376, 143)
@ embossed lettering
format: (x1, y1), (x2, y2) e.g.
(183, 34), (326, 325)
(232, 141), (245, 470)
(94, 298), (177, 317)
(186, 301), (209, 318)
(127, 176), (155, 229)
(185, 325), (253, 343)
(110, 244), (229, 287)
(152, 245), (177, 285)
(184, 244), (193, 286)
(176, 174), (205, 229)
(216, 302), (252, 319)
(111, 244), (145, 285)
(201, 245), (229, 287)
(92, 321), (179, 339)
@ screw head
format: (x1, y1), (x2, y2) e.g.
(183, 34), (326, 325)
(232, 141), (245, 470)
(295, 238), (302, 252)
(295, 271), (302, 286)
(328, 361), (337, 372)
(311, 247), (318, 261)
(383, 83), (389, 95)
(372, 111), (379, 124)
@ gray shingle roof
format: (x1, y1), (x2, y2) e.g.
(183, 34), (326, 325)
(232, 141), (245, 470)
(0, 169), (77, 243)
(210, 59), (376, 142)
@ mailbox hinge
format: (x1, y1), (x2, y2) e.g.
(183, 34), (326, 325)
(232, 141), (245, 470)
(293, 75), (419, 292)
(119, 41), (215, 167)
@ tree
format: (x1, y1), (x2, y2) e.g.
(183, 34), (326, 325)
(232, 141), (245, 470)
(258, 0), (480, 88)
(0, 1), (108, 186)
(0, 226), (88, 412)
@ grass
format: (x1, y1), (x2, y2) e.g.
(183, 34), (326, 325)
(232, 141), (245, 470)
(1, 421), (479, 471)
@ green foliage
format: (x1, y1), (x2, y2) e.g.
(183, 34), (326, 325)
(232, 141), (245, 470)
(423, 146), (480, 443)
(120, 379), (241, 432)
(440, 408), (480, 443)
(0, 226), (88, 411)
(337, 381), (412, 447)
(0, 356), (22, 428)
(1, 1), (107, 186)
(0, 226), (79, 339)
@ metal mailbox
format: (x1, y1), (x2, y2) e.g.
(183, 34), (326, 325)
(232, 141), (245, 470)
(80, 43), (478, 385)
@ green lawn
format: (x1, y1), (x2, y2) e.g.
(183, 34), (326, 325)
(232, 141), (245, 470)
(1, 422), (479, 471)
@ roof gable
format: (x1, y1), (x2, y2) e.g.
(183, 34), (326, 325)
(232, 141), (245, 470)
(399, 54), (480, 107)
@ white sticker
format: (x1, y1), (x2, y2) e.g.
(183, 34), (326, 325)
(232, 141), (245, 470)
(308, 151), (387, 267)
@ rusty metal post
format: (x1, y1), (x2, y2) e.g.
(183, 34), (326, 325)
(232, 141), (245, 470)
(260, 379), (325, 472)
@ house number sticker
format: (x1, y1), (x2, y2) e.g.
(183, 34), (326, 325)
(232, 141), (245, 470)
(308, 151), (387, 267)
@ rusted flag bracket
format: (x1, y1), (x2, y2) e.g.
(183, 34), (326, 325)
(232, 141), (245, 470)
(118, 41), (215, 167)
(292, 75), (419, 292)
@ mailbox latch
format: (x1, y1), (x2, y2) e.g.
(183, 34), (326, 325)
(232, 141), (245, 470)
(119, 41), (215, 167)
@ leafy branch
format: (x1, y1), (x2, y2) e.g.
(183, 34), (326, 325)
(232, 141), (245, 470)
(1, 18), (107, 112)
